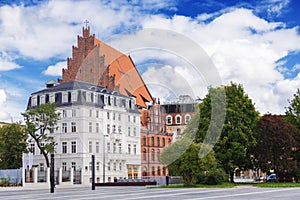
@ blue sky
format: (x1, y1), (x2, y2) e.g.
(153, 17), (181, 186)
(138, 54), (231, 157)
(0, 0), (300, 122)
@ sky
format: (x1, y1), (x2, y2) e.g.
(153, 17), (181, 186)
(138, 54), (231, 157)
(0, 0), (300, 122)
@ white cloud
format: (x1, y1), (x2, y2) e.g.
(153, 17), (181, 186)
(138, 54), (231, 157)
(0, 89), (10, 121)
(43, 61), (66, 76)
(141, 8), (300, 114)
(0, 59), (22, 71)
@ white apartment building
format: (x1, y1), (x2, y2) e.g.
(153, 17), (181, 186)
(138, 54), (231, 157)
(27, 80), (141, 185)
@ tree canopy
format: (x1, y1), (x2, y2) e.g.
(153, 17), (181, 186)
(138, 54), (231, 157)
(196, 83), (259, 182)
(0, 123), (27, 169)
(22, 102), (60, 168)
(253, 114), (297, 179)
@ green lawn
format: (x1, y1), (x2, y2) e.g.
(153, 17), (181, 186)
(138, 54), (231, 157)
(255, 182), (300, 187)
(156, 182), (300, 188)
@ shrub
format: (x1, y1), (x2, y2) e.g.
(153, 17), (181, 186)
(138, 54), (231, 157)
(204, 169), (227, 185)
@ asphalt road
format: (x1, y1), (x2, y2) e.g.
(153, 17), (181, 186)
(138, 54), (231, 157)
(0, 185), (299, 200)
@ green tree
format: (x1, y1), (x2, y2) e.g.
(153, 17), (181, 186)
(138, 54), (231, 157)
(196, 83), (259, 182)
(254, 114), (297, 179)
(22, 102), (60, 168)
(285, 89), (300, 133)
(285, 88), (300, 177)
(0, 123), (27, 169)
(160, 140), (218, 185)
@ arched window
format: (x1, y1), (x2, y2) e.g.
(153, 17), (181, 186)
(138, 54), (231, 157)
(143, 136), (146, 146)
(151, 137), (154, 146)
(157, 137), (160, 147)
(162, 138), (165, 147)
(166, 115), (172, 125)
(185, 114), (191, 124)
(151, 149), (155, 161)
(157, 166), (161, 176)
(143, 148), (147, 161)
(176, 115), (181, 124)
(157, 149), (160, 161)
(152, 166), (155, 176)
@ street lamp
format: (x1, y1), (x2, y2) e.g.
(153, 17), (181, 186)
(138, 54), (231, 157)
(103, 134), (108, 183)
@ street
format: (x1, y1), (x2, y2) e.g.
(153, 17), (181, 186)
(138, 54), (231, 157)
(0, 185), (299, 200)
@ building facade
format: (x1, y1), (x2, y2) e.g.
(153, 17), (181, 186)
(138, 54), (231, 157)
(140, 100), (173, 177)
(27, 81), (141, 184)
(161, 95), (197, 140)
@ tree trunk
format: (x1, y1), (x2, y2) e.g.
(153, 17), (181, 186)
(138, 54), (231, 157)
(229, 171), (234, 183)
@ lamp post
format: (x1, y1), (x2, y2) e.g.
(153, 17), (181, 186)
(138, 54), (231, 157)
(103, 134), (108, 183)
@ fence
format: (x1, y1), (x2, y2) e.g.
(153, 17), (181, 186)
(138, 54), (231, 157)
(0, 169), (22, 186)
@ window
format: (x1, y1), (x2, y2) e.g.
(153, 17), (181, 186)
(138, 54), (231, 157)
(89, 122), (92, 132)
(107, 124), (110, 134)
(128, 115), (130, 122)
(107, 112), (110, 119)
(166, 116), (172, 124)
(107, 142), (110, 153)
(176, 115), (181, 124)
(96, 142), (99, 153)
(118, 143), (122, 153)
(157, 137), (160, 147)
(39, 163), (44, 172)
(62, 142), (67, 154)
(72, 109), (76, 117)
(152, 166), (155, 176)
(71, 141), (76, 153)
(30, 143), (35, 155)
(112, 125), (116, 133)
(118, 126), (121, 134)
(128, 144), (131, 154)
(89, 141), (92, 153)
(107, 162), (111, 171)
(113, 163), (116, 171)
(143, 149), (146, 161)
(40, 143), (44, 154)
(49, 124), (54, 134)
(96, 123), (99, 133)
(71, 122), (76, 133)
(157, 149), (160, 160)
(162, 138), (165, 147)
(96, 110), (99, 118)
(63, 110), (67, 118)
(133, 127), (136, 136)
(151, 137), (154, 146)
(96, 162), (100, 171)
(133, 116), (136, 123)
(118, 113), (121, 121)
(72, 162), (76, 171)
(157, 166), (161, 176)
(62, 162), (67, 171)
(151, 149), (155, 161)
(185, 115), (191, 124)
(119, 163), (122, 171)
(113, 143), (116, 153)
(113, 113), (116, 120)
(133, 144), (137, 155)
(128, 127), (131, 136)
(62, 123), (67, 133)
(89, 109), (92, 117)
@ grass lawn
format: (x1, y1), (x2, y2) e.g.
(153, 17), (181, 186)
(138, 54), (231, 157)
(255, 182), (300, 187)
(156, 182), (300, 188)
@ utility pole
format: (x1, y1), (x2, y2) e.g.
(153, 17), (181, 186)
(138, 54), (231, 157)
(50, 154), (55, 193)
(92, 155), (95, 190)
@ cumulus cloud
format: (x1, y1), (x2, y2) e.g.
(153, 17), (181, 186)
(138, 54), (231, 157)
(43, 61), (66, 76)
(0, 89), (10, 121)
(141, 8), (300, 114)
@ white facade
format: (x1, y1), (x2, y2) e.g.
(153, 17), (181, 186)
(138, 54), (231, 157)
(27, 81), (141, 185)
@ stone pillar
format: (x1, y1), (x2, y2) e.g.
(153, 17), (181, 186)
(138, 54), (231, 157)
(70, 168), (74, 184)
(33, 167), (38, 183)
(22, 168), (26, 186)
(59, 168), (62, 184)
(47, 168), (50, 185)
